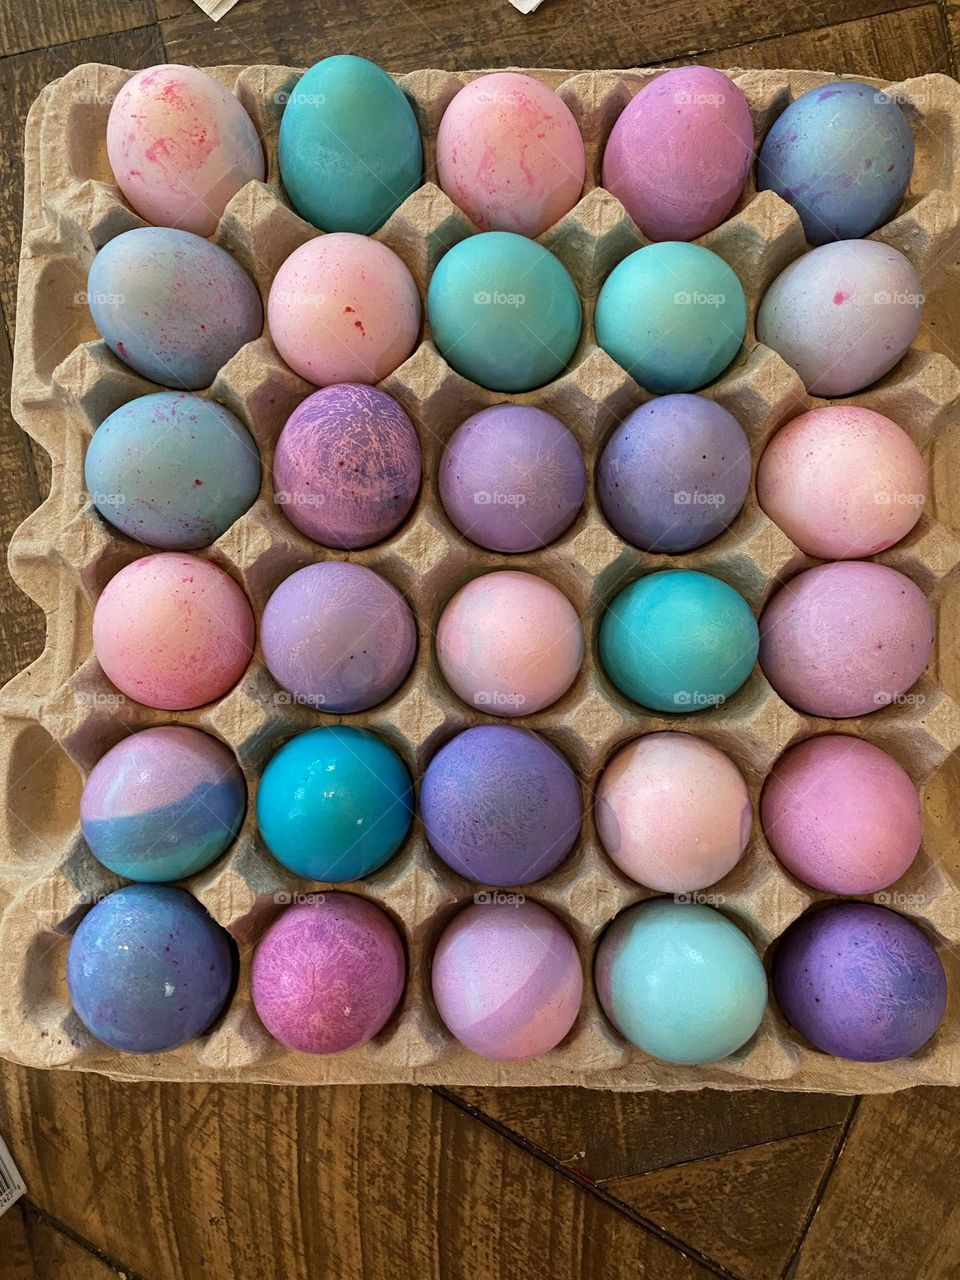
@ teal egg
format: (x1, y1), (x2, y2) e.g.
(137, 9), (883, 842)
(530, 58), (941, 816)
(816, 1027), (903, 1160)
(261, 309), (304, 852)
(278, 55), (423, 233)
(595, 900), (768, 1063)
(599, 569), (758, 712)
(427, 231), (582, 391)
(595, 243), (746, 392)
(257, 727), (413, 882)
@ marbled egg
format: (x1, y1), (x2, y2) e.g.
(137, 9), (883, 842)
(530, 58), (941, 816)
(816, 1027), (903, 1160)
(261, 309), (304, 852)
(759, 561), (934, 718)
(431, 901), (582, 1060)
(87, 227), (262, 389)
(81, 726), (245, 882)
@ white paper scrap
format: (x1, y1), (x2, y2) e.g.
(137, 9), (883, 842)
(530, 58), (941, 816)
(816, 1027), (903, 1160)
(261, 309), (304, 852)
(0, 1134), (25, 1219)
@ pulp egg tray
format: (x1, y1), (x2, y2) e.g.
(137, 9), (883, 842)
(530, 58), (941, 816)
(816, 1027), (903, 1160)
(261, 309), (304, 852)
(4, 61), (960, 1090)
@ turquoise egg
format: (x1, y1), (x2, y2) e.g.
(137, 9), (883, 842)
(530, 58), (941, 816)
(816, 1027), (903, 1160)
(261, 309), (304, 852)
(595, 243), (746, 392)
(595, 900), (768, 1063)
(427, 231), (582, 391)
(278, 55), (423, 234)
(599, 569), (758, 712)
(257, 727), (413, 882)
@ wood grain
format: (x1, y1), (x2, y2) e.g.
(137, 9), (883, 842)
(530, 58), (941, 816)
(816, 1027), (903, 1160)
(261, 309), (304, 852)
(20, 1208), (125, 1280)
(0, 1205), (34, 1280)
(0, 0), (156, 61)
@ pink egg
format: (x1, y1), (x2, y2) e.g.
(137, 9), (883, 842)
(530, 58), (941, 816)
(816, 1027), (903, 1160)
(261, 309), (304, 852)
(436, 72), (585, 237)
(596, 733), (752, 892)
(93, 553), (255, 710)
(762, 735), (921, 894)
(431, 900), (582, 1060)
(267, 234), (421, 386)
(107, 65), (265, 237)
(436, 570), (583, 716)
(758, 406), (927, 558)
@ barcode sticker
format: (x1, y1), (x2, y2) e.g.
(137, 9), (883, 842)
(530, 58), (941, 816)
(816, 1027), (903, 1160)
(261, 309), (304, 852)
(0, 1134), (25, 1218)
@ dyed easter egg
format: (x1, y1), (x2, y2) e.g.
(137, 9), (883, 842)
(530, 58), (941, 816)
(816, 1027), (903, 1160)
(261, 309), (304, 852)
(87, 227), (262, 389)
(81, 726), (245, 882)
(600, 570), (758, 713)
(85, 392), (261, 550)
(268, 234), (420, 386)
(431, 901), (582, 1060)
(67, 884), (234, 1053)
(421, 725), (582, 885)
(257, 727), (412, 882)
(596, 900), (767, 1063)
(762, 736), (920, 894)
(759, 561), (934, 718)
(436, 72), (585, 237)
(251, 895), (406, 1053)
(602, 66), (753, 242)
(756, 240), (922, 395)
(436, 570), (583, 716)
(597, 395), (750, 552)
(773, 903), (946, 1060)
(278, 55), (422, 234)
(93, 553), (254, 710)
(757, 405), (926, 559)
(261, 562), (416, 713)
(595, 243), (746, 393)
(596, 733), (751, 892)
(427, 232), (581, 392)
(107, 64), (265, 236)
(439, 405), (586, 552)
(274, 384), (421, 548)
(757, 81), (914, 245)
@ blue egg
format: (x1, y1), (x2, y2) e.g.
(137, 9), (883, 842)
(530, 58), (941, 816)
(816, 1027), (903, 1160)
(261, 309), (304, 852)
(599, 569), (759, 712)
(596, 900), (768, 1063)
(257, 726), (413, 882)
(595, 243), (746, 393)
(757, 81), (914, 246)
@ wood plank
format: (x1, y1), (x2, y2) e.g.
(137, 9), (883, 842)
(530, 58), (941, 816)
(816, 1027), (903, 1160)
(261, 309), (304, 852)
(0, 1203), (35, 1280)
(0, 1), (156, 60)
(21, 1207), (125, 1280)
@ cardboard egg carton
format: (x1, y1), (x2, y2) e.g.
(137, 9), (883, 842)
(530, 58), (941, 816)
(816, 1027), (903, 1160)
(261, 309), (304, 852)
(3, 61), (960, 1090)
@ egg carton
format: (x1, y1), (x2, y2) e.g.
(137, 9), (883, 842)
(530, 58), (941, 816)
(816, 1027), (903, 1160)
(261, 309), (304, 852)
(3, 61), (960, 1091)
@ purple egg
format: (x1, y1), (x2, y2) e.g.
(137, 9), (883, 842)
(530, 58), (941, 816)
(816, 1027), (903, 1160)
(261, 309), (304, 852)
(251, 895), (406, 1053)
(421, 725), (582, 885)
(598, 395), (751, 552)
(773, 903), (947, 1061)
(274, 384), (421, 549)
(439, 405), (586, 553)
(261, 562), (416, 713)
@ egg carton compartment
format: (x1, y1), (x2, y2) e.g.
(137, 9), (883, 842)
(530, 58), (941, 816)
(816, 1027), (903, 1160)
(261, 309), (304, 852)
(3, 62), (960, 1089)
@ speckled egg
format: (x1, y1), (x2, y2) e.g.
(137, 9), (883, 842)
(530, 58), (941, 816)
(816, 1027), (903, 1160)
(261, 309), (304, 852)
(93, 553), (255, 710)
(436, 571), (583, 716)
(756, 240), (922, 395)
(274, 384), (421, 549)
(107, 64), (265, 236)
(762, 735), (921, 894)
(599, 570), (759, 713)
(757, 81), (914, 246)
(595, 900), (767, 1063)
(81, 726), (245, 883)
(85, 392), (261, 550)
(773, 903), (946, 1061)
(268, 233), (420, 386)
(87, 227), (262, 389)
(595, 243), (747, 393)
(439, 404), (586, 552)
(759, 561), (934, 718)
(251, 895), (406, 1054)
(757, 405), (926, 559)
(67, 884), (235, 1054)
(597, 395), (750, 552)
(261, 562), (416, 713)
(431, 901), (582, 1060)
(427, 232), (581, 392)
(602, 66), (753, 242)
(421, 725), (582, 885)
(436, 72), (585, 237)
(596, 733), (751, 893)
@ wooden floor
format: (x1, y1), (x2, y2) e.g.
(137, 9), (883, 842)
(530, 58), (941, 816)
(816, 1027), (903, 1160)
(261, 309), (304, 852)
(2, 1), (960, 1277)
